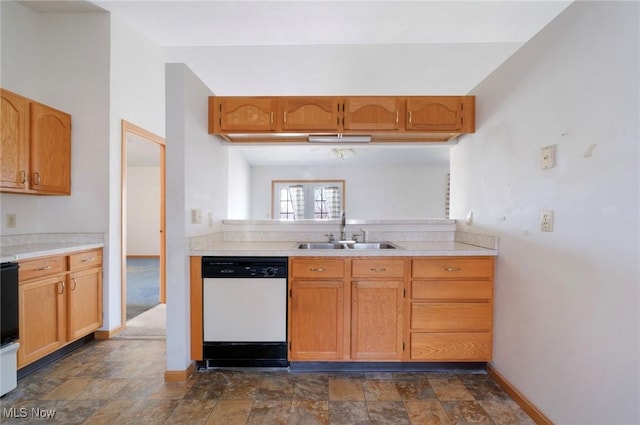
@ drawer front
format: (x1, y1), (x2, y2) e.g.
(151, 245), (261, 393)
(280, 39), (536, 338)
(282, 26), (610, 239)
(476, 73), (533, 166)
(410, 332), (492, 361)
(411, 302), (492, 331)
(19, 256), (66, 282)
(291, 259), (345, 278)
(69, 249), (103, 270)
(412, 257), (494, 279)
(412, 280), (492, 301)
(352, 259), (405, 278)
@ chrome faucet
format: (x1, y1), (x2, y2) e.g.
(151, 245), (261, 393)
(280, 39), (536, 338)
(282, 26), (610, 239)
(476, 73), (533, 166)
(340, 211), (347, 242)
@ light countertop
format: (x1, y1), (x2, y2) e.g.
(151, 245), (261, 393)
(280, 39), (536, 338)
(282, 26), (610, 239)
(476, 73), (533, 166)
(189, 240), (496, 257)
(0, 242), (104, 263)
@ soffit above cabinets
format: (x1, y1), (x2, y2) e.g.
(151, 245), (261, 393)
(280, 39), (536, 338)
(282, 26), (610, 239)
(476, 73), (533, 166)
(209, 95), (475, 144)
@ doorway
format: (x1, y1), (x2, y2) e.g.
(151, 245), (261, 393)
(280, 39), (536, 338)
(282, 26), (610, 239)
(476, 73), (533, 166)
(120, 120), (166, 336)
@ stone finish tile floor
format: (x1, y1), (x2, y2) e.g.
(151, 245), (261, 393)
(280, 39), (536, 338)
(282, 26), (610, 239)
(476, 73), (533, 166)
(0, 339), (535, 424)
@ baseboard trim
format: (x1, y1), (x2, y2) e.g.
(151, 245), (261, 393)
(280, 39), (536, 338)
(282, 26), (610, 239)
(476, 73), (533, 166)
(164, 362), (196, 383)
(94, 326), (125, 340)
(487, 364), (553, 425)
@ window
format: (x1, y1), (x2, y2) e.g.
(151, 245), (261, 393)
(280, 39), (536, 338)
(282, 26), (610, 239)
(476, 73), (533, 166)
(272, 180), (345, 220)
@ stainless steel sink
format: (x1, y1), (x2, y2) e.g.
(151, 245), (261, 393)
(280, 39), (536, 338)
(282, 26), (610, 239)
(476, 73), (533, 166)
(348, 242), (398, 249)
(297, 242), (398, 250)
(297, 243), (348, 249)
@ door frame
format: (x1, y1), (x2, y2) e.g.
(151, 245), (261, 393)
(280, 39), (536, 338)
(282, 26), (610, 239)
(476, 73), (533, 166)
(121, 120), (166, 327)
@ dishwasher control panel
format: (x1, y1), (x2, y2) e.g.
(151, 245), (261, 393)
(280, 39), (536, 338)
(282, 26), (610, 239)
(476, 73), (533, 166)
(202, 257), (287, 278)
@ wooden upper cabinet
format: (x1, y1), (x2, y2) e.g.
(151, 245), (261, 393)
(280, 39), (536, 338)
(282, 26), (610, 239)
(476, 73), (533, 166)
(406, 96), (474, 132)
(214, 97), (277, 132)
(344, 97), (402, 131)
(1, 89), (29, 190)
(281, 97), (340, 131)
(30, 102), (71, 195)
(0, 89), (72, 195)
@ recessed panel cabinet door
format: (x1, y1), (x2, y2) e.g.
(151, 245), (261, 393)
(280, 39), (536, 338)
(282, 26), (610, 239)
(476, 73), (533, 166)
(30, 102), (71, 194)
(351, 280), (403, 360)
(18, 276), (66, 367)
(344, 97), (402, 131)
(282, 97), (340, 131)
(406, 96), (465, 131)
(289, 280), (344, 360)
(0, 90), (29, 190)
(68, 267), (103, 340)
(217, 97), (277, 131)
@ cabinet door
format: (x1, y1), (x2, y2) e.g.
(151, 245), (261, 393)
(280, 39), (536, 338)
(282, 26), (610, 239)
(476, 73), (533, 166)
(217, 97), (277, 132)
(289, 280), (344, 360)
(406, 96), (465, 131)
(351, 280), (403, 360)
(30, 102), (71, 194)
(0, 89), (29, 191)
(68, 267), (103, 340)
(344, 97), (402, 131)
(18, 276), (66, 367)
(282, 97), (340, 131)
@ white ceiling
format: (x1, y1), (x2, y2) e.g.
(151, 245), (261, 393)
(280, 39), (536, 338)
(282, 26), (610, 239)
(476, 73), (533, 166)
(22, 0), (573, 166)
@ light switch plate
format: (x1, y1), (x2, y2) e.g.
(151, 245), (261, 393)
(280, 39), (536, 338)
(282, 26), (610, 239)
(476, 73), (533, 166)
(540, 210), (554, 232)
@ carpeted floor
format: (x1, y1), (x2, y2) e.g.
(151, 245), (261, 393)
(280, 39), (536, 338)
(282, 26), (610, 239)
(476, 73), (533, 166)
(126, 257), (160, 320)
(114, 303), (166, 339)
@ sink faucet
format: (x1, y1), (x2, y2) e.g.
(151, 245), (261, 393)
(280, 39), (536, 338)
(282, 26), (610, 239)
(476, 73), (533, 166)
(340, 211), (347, 242)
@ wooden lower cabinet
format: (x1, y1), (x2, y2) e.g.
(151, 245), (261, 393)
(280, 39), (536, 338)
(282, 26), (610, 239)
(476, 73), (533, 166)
(289, 280), (344, 360)
(18, 249), (103, 368)
(289, 255), (494, 363)
(289, 257), (406, 361)
(351, 280), (403, 360)
(18, 275), (66, 366)
(68, 267), (103, 340)
(409, 257), (494, 362)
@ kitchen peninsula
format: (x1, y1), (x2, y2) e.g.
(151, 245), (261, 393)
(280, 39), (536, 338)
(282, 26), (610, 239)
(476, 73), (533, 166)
(189, 219), (497, 367)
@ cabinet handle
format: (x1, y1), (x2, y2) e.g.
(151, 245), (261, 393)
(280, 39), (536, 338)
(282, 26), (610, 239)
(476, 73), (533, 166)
(33, 172), (41, 185)
(35, 265), (52, 271)
(80, 257), (95, 263)
(408, 111), (412, 124)
(71, 277), (78, 290)
(309, 267), (325, 272)
(395, 111), (399, 124)
(20, 170), (26, 184)
(283, 111), (287, 123)
(270, 112), (274, 124)
(58, 280), (65, 294)
(444, 267), (462, 272)
(369, 268), (387, 272)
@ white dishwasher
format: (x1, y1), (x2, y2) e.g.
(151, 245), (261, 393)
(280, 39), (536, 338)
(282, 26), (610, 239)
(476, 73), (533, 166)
(202, 257), (288, 367)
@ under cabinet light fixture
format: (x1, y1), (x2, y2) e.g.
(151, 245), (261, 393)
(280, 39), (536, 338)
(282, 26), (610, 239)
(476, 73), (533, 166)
(308, 135), (371, 143)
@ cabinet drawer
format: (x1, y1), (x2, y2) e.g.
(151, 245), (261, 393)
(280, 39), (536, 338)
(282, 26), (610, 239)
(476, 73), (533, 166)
(412, 257), (493, 279)
(412, 280), (492, 301)
(69, 249), (103, 270)
(411, 302), (492, 331)
(352, 259), (405, 278)
(291, 259), (345, 278)
(410, 332), (492, 361)
(19, 256), (66, 281)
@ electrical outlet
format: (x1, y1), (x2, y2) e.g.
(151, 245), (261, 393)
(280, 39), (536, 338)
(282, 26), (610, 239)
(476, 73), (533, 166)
(541, 145), (556, 169)
(6, 213), (16, 228)
(540, 210), (554, 232)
